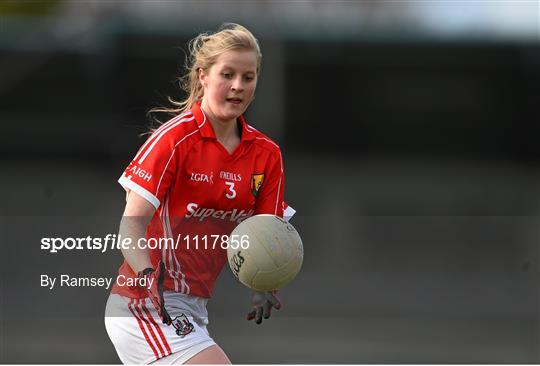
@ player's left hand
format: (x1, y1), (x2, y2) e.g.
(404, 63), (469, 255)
(246, 290), (281, 324)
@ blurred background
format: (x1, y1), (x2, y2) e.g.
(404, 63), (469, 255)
(0, 0), (539, 363)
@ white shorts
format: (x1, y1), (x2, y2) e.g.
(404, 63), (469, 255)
(105, 291), (216, 364)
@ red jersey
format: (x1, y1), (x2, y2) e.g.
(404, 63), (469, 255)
(112, 102), (290, 299)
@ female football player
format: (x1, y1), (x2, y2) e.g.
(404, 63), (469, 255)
(104, 24), (293, 364)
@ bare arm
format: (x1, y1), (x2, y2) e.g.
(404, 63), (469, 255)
(120, 191), (157, 273)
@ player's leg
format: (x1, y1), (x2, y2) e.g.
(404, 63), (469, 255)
(184, 345), (231, 364)
(106, 293), (222, 365)
(150, 344), (230, 365)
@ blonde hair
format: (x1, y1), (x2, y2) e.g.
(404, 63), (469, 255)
(149, 23), (262, 124)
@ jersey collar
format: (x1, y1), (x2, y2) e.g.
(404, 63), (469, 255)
(192, 101), (256, 142)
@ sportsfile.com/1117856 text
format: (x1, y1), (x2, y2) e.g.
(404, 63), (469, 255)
(40, 234), (251, 253)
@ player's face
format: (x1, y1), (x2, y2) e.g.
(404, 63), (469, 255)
(199, 50), (258, 125)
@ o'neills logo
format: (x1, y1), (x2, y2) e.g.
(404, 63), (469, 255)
(185, 203), (253, 223)
(220, 171), (242, 181)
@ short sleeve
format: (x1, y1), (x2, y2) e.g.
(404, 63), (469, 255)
(118, 131), (179, 209)
(254, 149), (286, 218)
(283, 202), (296, 222)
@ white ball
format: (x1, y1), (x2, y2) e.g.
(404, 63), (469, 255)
(227, 214), (303, 292)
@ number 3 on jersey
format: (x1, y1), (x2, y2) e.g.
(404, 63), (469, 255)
(225, 181), (236, 199)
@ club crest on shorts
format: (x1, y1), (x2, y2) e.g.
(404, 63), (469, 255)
(171, 313), (194, 337)
(251, 174), (264, 197)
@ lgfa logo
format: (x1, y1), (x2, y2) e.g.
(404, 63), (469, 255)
(190, 171), (214, 184)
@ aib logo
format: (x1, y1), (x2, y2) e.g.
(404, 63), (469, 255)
(231, 251), (245, 278)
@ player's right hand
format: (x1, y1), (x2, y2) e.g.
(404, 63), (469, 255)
(138, 261), (172, 325)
